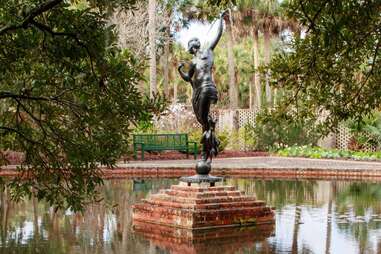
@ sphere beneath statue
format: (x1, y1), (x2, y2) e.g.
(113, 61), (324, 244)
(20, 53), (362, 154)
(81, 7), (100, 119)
(195, 160), (211, 175)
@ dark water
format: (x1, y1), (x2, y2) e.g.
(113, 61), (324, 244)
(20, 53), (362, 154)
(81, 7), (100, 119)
(1, 178), (381, 254)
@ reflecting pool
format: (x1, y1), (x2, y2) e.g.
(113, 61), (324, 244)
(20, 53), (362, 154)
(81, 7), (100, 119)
(1, 178), (381, 253)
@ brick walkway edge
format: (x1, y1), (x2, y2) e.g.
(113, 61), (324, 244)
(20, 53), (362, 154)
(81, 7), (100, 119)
(105, 167), (381, 181)
(108, 156), (381, 181)
(2, 156), (381, 181)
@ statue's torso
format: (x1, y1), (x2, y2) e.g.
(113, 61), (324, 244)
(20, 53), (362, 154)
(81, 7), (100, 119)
(192, 48), (214, 89)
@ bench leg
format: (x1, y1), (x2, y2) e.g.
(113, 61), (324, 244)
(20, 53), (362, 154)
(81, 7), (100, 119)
(134, 146), (137, 160)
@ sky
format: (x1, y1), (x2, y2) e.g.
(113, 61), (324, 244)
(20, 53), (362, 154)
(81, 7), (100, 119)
(175, 19), (222, 49)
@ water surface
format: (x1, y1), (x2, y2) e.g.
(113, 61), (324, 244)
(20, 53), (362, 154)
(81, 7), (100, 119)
(1, 178), (381, 253)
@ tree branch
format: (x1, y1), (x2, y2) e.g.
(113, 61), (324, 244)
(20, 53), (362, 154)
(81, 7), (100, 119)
(299, 0), (328, 33)
(345, 38), (381, 106)
(29, 20), (97, 79)
(0, 0), (63, 36)
(0, 126), (39, 145)
(30, 20), (76, 37)
(0, 91), (50, 101)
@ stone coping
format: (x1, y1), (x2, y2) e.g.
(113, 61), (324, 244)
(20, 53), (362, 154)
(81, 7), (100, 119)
(3, 156), (381, 181)
(118, 156), (381, 171)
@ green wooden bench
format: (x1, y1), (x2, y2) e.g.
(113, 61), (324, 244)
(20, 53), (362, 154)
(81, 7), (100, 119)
(133, 133), (198, 160)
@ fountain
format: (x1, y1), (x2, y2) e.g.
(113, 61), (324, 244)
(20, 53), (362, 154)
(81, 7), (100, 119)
(132, 10), (274, 231)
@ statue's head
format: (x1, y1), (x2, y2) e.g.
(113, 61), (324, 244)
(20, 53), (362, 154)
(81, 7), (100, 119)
(188, 37), (201, 55)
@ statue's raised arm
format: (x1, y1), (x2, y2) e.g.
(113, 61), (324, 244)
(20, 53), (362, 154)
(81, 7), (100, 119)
(209, 10), (228, 51)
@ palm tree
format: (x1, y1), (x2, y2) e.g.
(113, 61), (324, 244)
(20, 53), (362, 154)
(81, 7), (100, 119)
(235, 0), (289, 108)
(160, 15), (171, 98)
(159, 1), (179, 99)
(226, 10), (239, 109)
(234, 2), (267, 110)
(252, 22), (261, 110)
(170, 44), (190, 103)
(233, 3), (261, 110)
(258, 0), (284, 106)
(148, 0), (157, 98)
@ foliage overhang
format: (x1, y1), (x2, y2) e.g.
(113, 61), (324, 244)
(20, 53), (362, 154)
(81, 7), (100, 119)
(0, 0), (166, 211)
(266, 0), (381, 135)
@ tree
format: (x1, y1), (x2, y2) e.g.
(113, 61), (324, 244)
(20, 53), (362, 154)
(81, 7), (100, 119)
(225, 10), (239, 109)
(257, 0), (285, 107)
(252, 22), (261, 110)
(148, 0), (157, 98)
(161, 11), (171, 98)
(234, 1), (262, 110)
(234, 0), (288, 109)
(110, 2), (149, 58)
(110, 1), (173, 98)
(158, 0), (179, 99)
(0, 0), (164, 211)
(266, 0), (381, 135)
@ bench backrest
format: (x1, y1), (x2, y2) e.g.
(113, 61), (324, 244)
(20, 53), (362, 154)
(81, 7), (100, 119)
(133, 134), (189, 149)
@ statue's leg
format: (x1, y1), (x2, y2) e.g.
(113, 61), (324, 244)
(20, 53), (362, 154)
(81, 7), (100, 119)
(205, 98), (219, 160)
(192, 91), (205, 130)
(197, 94), (211, 132)
(197, 93), (211, 160)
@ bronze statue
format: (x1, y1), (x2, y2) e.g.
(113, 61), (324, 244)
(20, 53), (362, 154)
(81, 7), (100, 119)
(178, 10), (228, 177)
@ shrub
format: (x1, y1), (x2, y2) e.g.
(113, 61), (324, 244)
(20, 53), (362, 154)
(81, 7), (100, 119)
(226, 125), (257, 151)
(277, 145), (381, 161)
(217, 130), (229, 152)
(188, 129), (202, 144)
(346, 112), (381, 150)
(250, 111), (320, 151)
(189, 129), (229, 153)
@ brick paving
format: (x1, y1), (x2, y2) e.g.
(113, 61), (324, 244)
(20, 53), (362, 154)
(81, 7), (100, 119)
(118, 156), (381, 171)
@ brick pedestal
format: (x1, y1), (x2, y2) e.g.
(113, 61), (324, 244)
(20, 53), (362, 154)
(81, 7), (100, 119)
(132, 182), (275, 229)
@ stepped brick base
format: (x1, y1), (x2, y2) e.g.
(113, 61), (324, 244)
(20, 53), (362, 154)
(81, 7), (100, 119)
(132, 182), (275, 229)
(133, 221), (274, 254)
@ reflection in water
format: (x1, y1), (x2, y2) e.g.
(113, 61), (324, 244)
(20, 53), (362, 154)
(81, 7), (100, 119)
(0, 178), (380, 253)
(133, 221), (274, 254)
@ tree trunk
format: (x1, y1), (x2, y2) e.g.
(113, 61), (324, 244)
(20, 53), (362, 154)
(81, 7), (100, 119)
(161, 10), (171, 98)
(171, 60), (178, 103)
(171, 59), (179, 103)
(226, 13), (238, 109)
(187, 85), (192, 104)
(263, 28), (272, 106)
(173, 82), (178, 103)
(148, 0), (157, 98)
(162, 41), (169, 98)
(252, 27), (261, 110)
